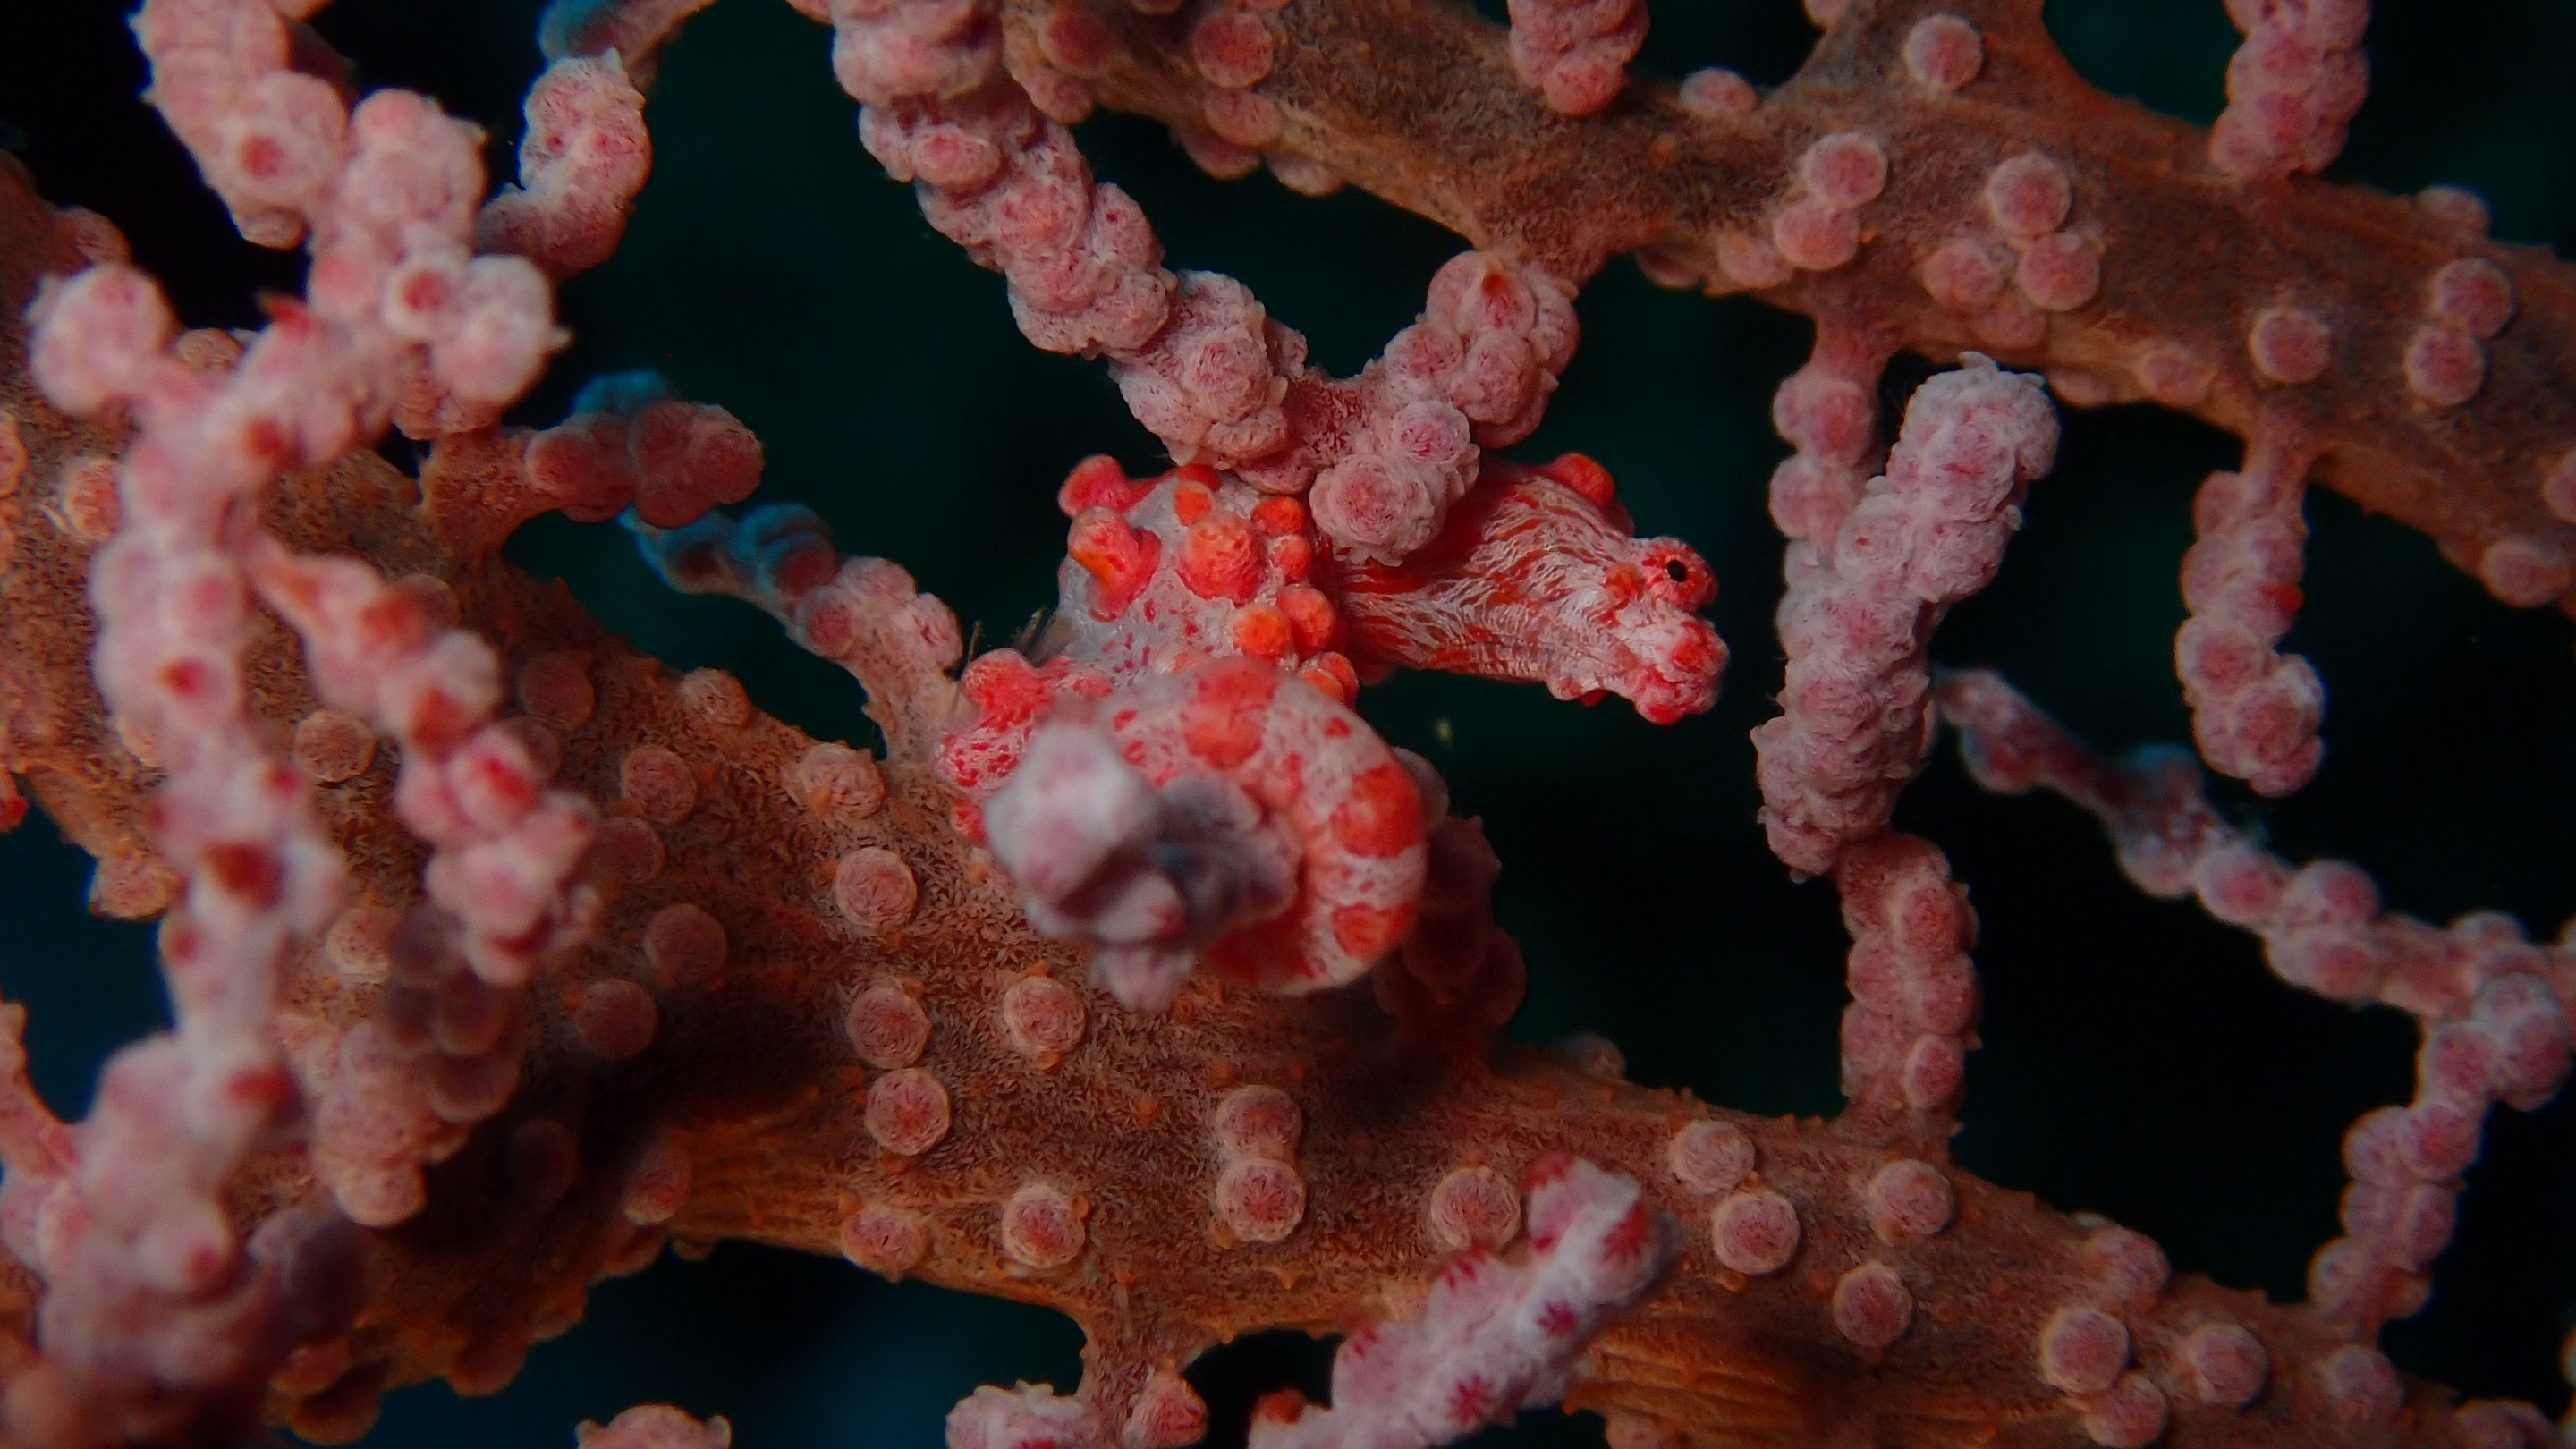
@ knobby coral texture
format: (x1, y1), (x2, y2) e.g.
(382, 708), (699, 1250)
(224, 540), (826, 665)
(0, 0), (2570, 1445)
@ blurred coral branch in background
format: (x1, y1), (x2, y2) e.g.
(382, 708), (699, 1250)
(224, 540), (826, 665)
(0, 0), (2570, 1445)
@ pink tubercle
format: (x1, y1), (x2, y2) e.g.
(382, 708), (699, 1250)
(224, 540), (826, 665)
(1678, 68), (1758, 119)
(1665, 1120), (1755, 1196)
(834, 845), (920, 931)
(864, 1067), (953, 1157)
(2539, 450), (2576, 524)
(2428, 258), (2515, 340)
(2133, 342), (2216, 407)
(1830, 1261), (1913, 1350)
(1921, 239), (2008, 314)
(1002, 974), (1087, 1060)
(1426, 1165), (1522, 1250)
(516, 650), (595, 730)
(1709, 1188), (1800, 1275)
(1799, 132), (1888, 210)
(1773, 198), (1860, 272)
(2077, 1372), (2169, 1449)
(1212, 1083), (1302, 1160)
(1985, 153), (2072, 239)
(1002, 1182), (1089, 1269)
(2247, 307), (2332, 385)
(1863, 1157), (1954, 1241)
(1215, 1157), (1307, 1243)
(846, 980), (931, 1069)
(1903, 14), (1984, 91)
(2176, 1321), (2268, 1408)
(617, 743), (698, 825)
(572, 979), (658, 1060)
(840, 1201), (930, 1278)
(2476, 535), (2570, 607)
(642, 902), (727, 990)
(2015, 233), (2100, 313)
(2403, 323), (2487, 408)
(2036, 1306), (2130, 1394)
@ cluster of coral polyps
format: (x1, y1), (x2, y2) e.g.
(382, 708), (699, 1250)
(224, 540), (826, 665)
(0, 0), (2572, 1445)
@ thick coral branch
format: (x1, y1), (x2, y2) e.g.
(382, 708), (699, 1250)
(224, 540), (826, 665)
(1009, 0), (2576, 610)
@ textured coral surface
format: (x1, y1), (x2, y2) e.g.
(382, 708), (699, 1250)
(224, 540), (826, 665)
(0, 0), (2572, 1446)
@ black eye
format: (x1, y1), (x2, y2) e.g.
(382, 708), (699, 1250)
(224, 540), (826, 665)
(1665, 559), (1690, 585)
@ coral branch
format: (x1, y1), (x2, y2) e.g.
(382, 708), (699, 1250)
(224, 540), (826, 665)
(2174, 447), (2326, 796)
(1937, 669), (2574, 1342)
(1754, 354), (2058, 877)
(1016, 0), (2576, 608)
(1250, 1158), (1677, 1449)
(2209, 0), (2370, 181)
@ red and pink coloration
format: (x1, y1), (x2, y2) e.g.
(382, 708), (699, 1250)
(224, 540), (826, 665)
(1506, 0), (1648, 117)
(1047, 458), (1360, 701)
(940, 445), (1719, 1006)
(1755, 354), (2060, 877)
(575, 1404), (733, 1449)
(522, 371), (766, 528)
(1338, 454), (1724, 725)
(949, 1384), (1106, 1449)
(475, 54), (652, 279)
(1250, 1158), (1677, 1449)
(1937, 669), (2574, 1340)
(2210, 0), (2372, 180)
(983, 657), (1427, 1010)
(2174, 452), (2326, 796)
(5, 0), (2573, 1442)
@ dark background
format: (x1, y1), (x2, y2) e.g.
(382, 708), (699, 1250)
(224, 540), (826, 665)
(0, 0), (2571, 1443)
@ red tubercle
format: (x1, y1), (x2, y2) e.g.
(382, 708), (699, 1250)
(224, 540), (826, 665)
(402, 682), (488, 757)
(1267, 531), (1313, 582)
(1068, 507), (1162, 618)
(1055, 454), (1157, 518)
(1229, 603), (1294, 662)
(524, 415), (637, 522)
(1538, 452), (1616, 508)
(153, 654), (224, 711)
(1330, 899), (1414, 959)
(1328, 762), (1425, 858)
(1435, 1249), (1498, 1292)
(1279, 586), (1338, 652)
(767, 536), (842, 598)
(1177, 657), (1279, 767)
(1037, 2), (1117, 75)
(1523, 1151), (1577, 1194)
(1177, 513), (1263, 603)
(960, 650), (1060, 728)
(1250, 495), (1307, 535)
(1299, 652), (1359, 704)
(453, 732), (543, 819)
(627, 400), (693, 471)
(1189, 7), (1278, 89)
